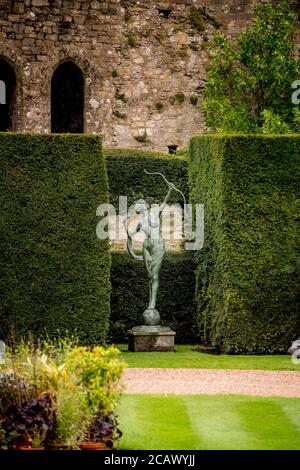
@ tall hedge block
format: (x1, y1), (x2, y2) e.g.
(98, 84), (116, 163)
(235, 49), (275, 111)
(104, 148), (188, 207)
(189, 135), (300, 354)
(110, 252), (197, 344)
(0, 133), (110, 344)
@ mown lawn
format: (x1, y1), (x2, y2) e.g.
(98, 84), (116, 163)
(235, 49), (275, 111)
(117, 394), (300, 450)
(116, 345), (299, 370)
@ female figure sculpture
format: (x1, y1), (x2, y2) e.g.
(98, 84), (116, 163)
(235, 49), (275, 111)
(125, 179), (175, 327)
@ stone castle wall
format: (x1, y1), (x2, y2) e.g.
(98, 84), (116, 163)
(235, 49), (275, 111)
(0, 0), (298, 151)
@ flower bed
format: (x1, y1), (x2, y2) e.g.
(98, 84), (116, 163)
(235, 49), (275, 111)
(0, 339), (126, 450)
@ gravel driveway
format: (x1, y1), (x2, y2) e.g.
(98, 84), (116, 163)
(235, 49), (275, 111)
(123, 368), (300, 397)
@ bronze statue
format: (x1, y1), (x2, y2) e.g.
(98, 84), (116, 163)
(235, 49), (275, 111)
(124, 171), (180, 327)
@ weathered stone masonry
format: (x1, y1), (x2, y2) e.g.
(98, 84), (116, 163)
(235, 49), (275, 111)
(0, 0), (298, 150)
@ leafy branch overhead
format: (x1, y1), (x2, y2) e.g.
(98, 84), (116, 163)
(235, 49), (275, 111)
(202, 0), (300, 134)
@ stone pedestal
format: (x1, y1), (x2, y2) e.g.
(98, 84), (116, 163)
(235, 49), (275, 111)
(128, 327), (176, 352)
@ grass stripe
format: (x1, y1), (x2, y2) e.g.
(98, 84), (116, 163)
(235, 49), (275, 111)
(277, 398), (300, 436)
(234, 396), (300, 449)
(184, 395), (252, 450)
(117, 394), (300, 450)
(118, 344), (300, 370)
(118, 395), (200, 450)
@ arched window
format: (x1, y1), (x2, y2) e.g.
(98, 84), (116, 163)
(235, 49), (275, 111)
(51, 61), (84, 133)
(0, 59), (17, 132)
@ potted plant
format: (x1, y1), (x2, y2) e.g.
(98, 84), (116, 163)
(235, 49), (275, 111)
(0, 339), (126, 450)
(0, 429), (19, 451)
(79, 413), (122, 450)
(48, 381), (90, 449)
(64, 346), (125, 450)
(1, 394), (56, 450)
(19, 430), (47, 450)
(0, 371), (37, 449)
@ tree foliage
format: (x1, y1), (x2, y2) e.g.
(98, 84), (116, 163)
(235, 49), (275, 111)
(202, 0), (300, 133)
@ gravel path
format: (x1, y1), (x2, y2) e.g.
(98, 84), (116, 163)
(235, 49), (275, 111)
(123, 368), (300, 398)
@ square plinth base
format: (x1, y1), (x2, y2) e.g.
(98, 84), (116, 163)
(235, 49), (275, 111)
(128, 330), (176, 352)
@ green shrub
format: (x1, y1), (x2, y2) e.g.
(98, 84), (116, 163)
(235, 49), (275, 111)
(115, 90), (128, 103)
(189, 6), (205, 32)
(179, 45), (188, 58)
(190, 5), (221, 32)
(170, 92), (185, 104)
(113, 110), (127, 119)
(155, 101), (164, 112)
(0, 134), (110, 344)
(124, 11), (131, 22)
(104, 148), (189, 207)
(188, 43), (199, 52)
(55, 382), (88, 448)
(189, 134), (300, 353)
(110, 252), (198, 344)
(1, 340), (125, 449)
(127, 32), (136, 47)
(190, 96), (198, 106)
(65, 345), (125, 416)
(202, 1), (299, 133)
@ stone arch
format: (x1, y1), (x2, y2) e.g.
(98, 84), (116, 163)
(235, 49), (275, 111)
(51, 60), (85, 133)
(0, 57), (17, 131)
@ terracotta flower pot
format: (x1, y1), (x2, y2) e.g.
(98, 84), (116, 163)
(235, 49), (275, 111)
(19, 446), (45, 451)
(79, 441), (109, 451)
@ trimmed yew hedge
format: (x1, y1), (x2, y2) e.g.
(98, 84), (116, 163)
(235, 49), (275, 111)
(0, 133), (110, 344)
(189, 135), (300, 353)
(110, 252), (198, 344)
(104, 148), (188, 207)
